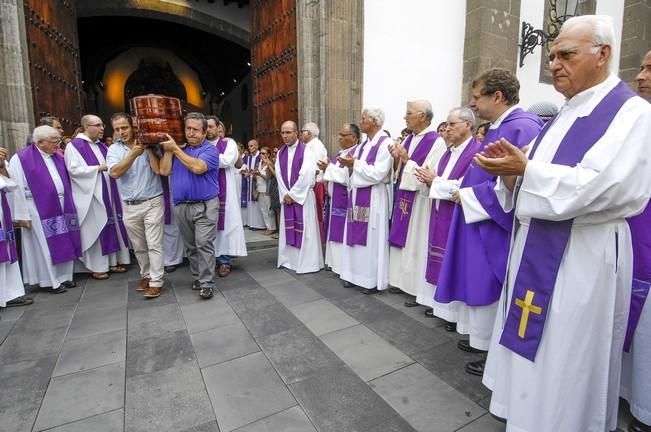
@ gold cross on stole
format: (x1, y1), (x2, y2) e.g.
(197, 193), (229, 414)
(514, 290), (542, 338)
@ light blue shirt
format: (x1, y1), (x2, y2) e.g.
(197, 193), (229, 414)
(106, 140), (163, 201)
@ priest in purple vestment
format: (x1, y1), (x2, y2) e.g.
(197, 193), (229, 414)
(432, 69), (543, 378)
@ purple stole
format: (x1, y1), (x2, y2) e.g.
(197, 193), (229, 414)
(328, 144), (358, 243)
(499, 81), (636, 362)
(279, 142), (306, 248)
(160, 176), (172, 225)
(0, 190), (17, 264)
(17, 145), (82, 264)
(241, 153), (260, 208)
(425, 138), (481, 284)
(216, 138), (228, 230)
(346, 136), (388, 246)
(388, 131), (439, 248)
(71, 138), (129, 255)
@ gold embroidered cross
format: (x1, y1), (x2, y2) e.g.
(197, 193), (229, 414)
(514, 290), (542, 338)
(399, 198), (409, 219)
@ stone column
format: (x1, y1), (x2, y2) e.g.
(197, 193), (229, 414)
(0, 0), (35, 155)
(619, 0), (651, 86)
(296, 0), (363, 155)
(461, 0), (521, 102)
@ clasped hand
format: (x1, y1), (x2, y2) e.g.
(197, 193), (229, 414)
(474, 138), (528, 176)
(414, 166), (436, 186)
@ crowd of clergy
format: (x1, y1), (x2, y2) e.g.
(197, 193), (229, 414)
(0, 14), (651, 432)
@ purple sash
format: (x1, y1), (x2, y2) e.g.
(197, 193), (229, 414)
(160, 176), (172, 225)
(425, 138), (480, 284)
(71, 138), (129, 255)
(346, 136), (388, 246)
(0, 190), (17, 264)
(328, 145), (358, 243)
(499, 81), (636, 362)
(216, 138), (228, 230)
(241, 153), (260, 208)
(17, 145), (82, 264)
(279, 142), (306, 248)
(388, 131), (439, 248)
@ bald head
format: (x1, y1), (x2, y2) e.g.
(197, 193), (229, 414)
(280, 121), (299, 145)
(81, 114), (104, 141)
(404, 100), (433, 134)
(636, 50), (651, 102)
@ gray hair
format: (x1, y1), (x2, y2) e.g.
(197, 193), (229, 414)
(362, 107), (385, 127)
(561, 15), (616, 72)
(302, 122), (320, 136)
(33, 125), (60, 143)
(450, 106), (476, 127)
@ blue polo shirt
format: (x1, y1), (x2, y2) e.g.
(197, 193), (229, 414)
(171, 140), (219, 204)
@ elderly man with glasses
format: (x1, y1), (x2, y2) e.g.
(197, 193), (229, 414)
(10, 125), (81, 294)
(65, 114), (130, 280)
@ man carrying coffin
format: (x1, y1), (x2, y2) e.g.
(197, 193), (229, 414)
(413, 107), (481, 309)
(9, 126), (81, 294)
(338, 108), (393, 294)
(432, 69), (543, 378)
(476, 16), (651, 431)
(388, 100), (446, 304)
(621, 49), (651, 432)
(65, 114), (130, 280)
(275, 121), (323, 274)
(319, 123), (361, 275)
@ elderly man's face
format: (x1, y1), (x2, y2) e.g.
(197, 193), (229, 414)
(636, 52), (651, 101)
(280, 123), (298, 145)
(359, 111), (375, 134)
(84, 116), (104, 141)
(338, 125), (356, 150)
(248, 140), (259, 154)
(445, 113), (471, 147)
(300, 128), (313, 143)
(184, 118), (207, 146)
(38, 134), (62, 155)
(548, 23), (609, 99)
(206, 119), (218, 140)
(403, 106), (424, 131)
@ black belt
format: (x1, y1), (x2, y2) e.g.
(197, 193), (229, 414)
(124, 194), (162, 205)
(178, 200), (205, 204)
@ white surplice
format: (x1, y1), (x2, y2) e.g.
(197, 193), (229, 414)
(339, 132), (393, 290)
(323, 147), (353, 275)
(213, 138), (247, 257)
(275, 142), (323, 274)
(243, 151), (265, 229)
(64, 134), (130, 273)
(9, 152), (74, 289)
(483, 75), (651, 432)
(0, 174), (25, 307)
(389, 126), (446, 296)
(306, 137), (328, 183)
(415, 136), (471, 307)
(621, 296), (651, 425)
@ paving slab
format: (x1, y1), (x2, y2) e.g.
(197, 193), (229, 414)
(34, 362), (125, 431)
(45, 409), (125, 432)
(126, 328), (195, 377)
(190, 322), (260, 368)
(127, 303), (186, 341)
(202, 352), (296, 432)
(233, 406), (316, 432)
(66, 303), (127, 340)
(289, 299), (359, 336)
(366, 415), (419, 432)
(53, 328), (126, 377)
(237, 302), (304, 340)
(77, 282), (128, 311)
(455, 413), (506, 432)
(369, 363), (484, 432)
(0, 325), (68, 364)
(180, 296), (241, 334)
(179, 421), (221, 432)
(321, 324), (414, 382)
(220, 283), (278, 314)
(262, 279), (323, 307)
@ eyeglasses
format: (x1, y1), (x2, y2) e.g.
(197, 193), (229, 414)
(88, 123), (105, 128)
(261, 152), (269, 155)
(47, 137), (62, 144)
(445, 121), (467, 128)
(338, 133), (352, 137)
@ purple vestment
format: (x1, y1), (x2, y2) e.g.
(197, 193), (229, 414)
(499, 81), (636, 361)
(279, 142), (306, 248)
(434, 109), (543, 307)
(388, 131), (439, 248)
(17, 145), (82, 264)
(216, 138), (228, 230)
(328, 144), (358, 243)
(241, 152), (260, 208)
(424, 138), (481, 284)
(0, 190), (17, 264)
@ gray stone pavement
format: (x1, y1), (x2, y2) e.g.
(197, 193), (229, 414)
(0, 240), (633, 432)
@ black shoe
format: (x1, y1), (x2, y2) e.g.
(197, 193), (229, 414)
(342, 280), (354, 288)
(6, 296), (34, 307)
(191, 280), (201, 291)
(457, 339), (487, 354)
(404, 297), (419, 307)
(444, 321), (457, 332)
(362, 287), (379, 295)
(50, 286), (67, 294)
(200, 286), (214, 299)
(465, 359), (485, 376)
(61, 280), (76, 288)
(630, 417), (651, 432)
(165, 265), (177, 273)
(424, 308), (434, 317)
(388, 287), (402, 294)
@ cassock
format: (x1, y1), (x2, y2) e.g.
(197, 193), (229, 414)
(242, 150), (265, 229)
(339, 132), (393, 289)
(388, 126), (446, 296)
(0, 174), (25, 307)
(323, 145), (358, 274)
(212, 137), (247, 258)
(415, 136), (480, 307)
(483, 75), (651, 432)
(306, 137), (329, 241)
(9, 145), (81, 289)
(432, 107), (543, 349)
(276, 141), (323, 273)
(65, 134), (130, 273)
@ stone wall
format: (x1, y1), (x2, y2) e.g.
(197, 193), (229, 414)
(619, 0), (651, 86)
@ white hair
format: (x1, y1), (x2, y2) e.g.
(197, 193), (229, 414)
(362, 107), (385, 127)
(560, 15), (616, 72)
(32, 125), (60, 143)
(302, 122), (320, 137)
(450, 106), (476, 127)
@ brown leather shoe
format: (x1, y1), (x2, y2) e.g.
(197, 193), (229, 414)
(137, 278), (150, 291)
(143, 286), (162, 299)
(217, 264), (231, 277)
